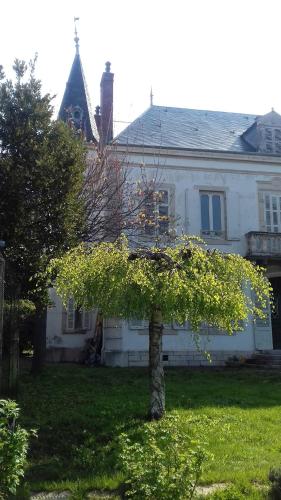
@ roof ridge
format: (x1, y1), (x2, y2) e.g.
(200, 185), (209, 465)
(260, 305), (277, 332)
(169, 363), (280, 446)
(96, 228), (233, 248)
(150, 104), (258, 118)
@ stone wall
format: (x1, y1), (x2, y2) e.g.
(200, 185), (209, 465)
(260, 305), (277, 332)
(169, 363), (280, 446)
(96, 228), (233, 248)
(127, 350), (253, 367)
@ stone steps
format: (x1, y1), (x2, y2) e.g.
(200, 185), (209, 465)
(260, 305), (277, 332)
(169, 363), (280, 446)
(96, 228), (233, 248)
(245, 350), (281, 369)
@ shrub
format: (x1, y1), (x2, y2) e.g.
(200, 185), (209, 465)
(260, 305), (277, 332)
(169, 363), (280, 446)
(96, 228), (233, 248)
(0, 399), (30, 497)
(119, 413), (209, 499)
(205, 484), (262, 499)
(269, 467), (281, 499)
(3, 299), (36, 355)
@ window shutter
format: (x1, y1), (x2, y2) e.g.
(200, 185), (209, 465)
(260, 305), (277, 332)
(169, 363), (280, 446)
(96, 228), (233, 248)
(226, 192), (240, 239)
(258, 192), (266, 231)
(254, 297), (273, 350)
(184, 189), (189, 233)
(66, 298), (75, 331)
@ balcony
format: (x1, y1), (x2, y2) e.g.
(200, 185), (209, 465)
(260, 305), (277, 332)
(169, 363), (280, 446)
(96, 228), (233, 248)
(246, 231), (281, 259)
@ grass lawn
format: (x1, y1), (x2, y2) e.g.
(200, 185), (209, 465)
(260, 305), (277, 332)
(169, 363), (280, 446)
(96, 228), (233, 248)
(17, 365), (281, 498)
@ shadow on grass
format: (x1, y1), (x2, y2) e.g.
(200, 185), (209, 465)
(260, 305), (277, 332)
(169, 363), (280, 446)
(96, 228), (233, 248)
(17, 364), (281, 485)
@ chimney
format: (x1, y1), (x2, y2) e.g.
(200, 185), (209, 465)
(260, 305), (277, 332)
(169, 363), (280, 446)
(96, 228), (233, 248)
(100, 61), (114, 146)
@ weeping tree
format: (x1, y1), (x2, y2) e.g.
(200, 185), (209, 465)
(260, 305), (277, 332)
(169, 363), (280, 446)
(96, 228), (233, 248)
(50, 236), (271, 419)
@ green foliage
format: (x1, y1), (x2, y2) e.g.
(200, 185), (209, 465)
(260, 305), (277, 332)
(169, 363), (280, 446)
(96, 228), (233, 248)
(119, 413), (208, 499)
(72, 434), (119, 475)
(3, 299), (36, 354)
(0, 399), (30, 497)
(51, 235), (271, 332)
(17, 365), (281, 493)
(204, 482), (265, 499)
(269, 467), (281, 499)
(0, 58), (86, 305)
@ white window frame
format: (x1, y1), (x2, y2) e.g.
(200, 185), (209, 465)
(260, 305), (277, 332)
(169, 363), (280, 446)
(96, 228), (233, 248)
(144, 189), (170, 236)
(263, 192), (281, 233)
(200, 191), (225, 238)
(65, 298), (91, 333)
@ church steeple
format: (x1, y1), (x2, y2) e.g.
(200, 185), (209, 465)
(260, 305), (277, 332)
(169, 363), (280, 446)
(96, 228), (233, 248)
(74, 17), (80, 54)
(58, 20), (96, 143)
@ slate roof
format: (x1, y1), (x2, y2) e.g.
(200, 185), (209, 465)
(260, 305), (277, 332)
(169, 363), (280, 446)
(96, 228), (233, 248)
(59, 53), (97, 143)
(114, 105), (260, 153)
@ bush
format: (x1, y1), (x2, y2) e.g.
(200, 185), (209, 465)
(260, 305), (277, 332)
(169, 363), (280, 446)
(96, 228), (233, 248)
(119, 413), (209, 499)
(269, 467), (281, 499)
(0, 399), (30, 497)
(205, 484), (263, 499)
(3, 299), (36, 355)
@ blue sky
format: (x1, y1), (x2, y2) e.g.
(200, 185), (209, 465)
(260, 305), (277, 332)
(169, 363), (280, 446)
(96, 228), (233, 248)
(2, 0), (281, 135)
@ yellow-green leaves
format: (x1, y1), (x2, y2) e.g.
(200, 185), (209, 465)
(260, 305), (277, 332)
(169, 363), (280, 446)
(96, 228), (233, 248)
(50, 236), (271, 333)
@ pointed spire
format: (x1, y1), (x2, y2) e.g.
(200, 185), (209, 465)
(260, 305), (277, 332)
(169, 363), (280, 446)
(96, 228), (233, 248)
(150, 87), (154, 107)
(74, 17), (80, 54)
(58, 23), (96, 143)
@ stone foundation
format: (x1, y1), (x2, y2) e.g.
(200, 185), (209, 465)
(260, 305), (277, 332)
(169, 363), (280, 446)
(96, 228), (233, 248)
(47, 348), (253, 367)
(46, 347), (86, 363)
(104, 350), (253, 367)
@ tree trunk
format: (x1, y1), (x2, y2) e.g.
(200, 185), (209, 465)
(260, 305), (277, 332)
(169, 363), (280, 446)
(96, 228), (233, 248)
(0, 257), (4, 394)
(8, 301), (19, 396)
(149, 308), (165, 420)
(31, 305), (47, 375)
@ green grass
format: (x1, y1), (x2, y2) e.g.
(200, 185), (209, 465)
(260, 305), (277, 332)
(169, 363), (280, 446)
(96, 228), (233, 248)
(17, 365), (281, 497)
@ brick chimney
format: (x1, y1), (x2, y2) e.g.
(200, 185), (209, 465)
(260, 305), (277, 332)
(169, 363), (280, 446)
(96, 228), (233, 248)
(100, 61), (114, 146)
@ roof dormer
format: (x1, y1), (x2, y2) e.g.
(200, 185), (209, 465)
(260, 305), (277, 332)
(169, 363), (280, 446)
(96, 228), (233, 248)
(256, 110), (281, 154)
(242, 109), (281, 154)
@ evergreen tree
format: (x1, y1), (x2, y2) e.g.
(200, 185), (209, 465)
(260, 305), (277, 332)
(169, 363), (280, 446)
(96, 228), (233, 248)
(0, 58), (86, 383)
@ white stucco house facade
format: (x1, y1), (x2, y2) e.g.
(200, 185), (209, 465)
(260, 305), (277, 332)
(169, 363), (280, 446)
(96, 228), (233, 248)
(46, 46), (281, 366)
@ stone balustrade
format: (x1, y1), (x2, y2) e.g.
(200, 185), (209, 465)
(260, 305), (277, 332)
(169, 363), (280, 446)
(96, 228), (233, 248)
(246, 231), (281, 258)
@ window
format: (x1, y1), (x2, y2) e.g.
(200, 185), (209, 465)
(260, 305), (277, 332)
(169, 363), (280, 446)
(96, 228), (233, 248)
(260, 127), (281, 154)
(200, 191), (225, 238)
(66, 298), (91, 332)
(144, 189), (169, 236)
(129, 319), (149, 330)
(264, 193), (281, 232)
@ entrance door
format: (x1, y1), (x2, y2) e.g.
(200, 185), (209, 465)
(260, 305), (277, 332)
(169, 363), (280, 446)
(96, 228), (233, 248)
(270, 277), (281, 349)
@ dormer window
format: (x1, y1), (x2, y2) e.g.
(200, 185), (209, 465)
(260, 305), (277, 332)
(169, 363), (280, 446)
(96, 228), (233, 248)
(265, 128), (272, 141)
(266, 142), (273, 153)
(243, 110), (281, 155)
(275, 129), (281, 141)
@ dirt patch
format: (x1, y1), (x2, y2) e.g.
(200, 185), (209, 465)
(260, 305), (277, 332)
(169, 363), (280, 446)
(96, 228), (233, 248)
(196, 483), (228, 496)
(88, 491), (119, 499)
(31, 493), (71, 500)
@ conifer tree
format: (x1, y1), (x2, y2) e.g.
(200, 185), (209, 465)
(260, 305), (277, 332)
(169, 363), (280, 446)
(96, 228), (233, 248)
(0, 58), (86, 384)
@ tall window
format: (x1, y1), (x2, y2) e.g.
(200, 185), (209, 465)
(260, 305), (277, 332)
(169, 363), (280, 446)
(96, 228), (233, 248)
(264, 193), (281, 232)
(200, 191), (225, 238)
(145, 189), (169, 236)
(66, 298), (90, 332)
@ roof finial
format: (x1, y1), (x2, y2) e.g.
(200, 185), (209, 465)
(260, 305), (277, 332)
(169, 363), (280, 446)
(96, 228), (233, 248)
(74, 17), (80, 54)
(150, 87), (153, 106)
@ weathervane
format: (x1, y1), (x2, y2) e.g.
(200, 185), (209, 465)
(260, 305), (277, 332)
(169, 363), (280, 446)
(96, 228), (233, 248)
(150, 87), (154, 107)
(74, 17), (80, 54)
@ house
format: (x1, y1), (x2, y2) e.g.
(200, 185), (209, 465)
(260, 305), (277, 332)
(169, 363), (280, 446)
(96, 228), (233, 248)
(46, 38), (281, 366)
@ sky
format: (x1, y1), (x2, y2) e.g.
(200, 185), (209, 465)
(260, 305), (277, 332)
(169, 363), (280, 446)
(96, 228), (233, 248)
(2, 0), (281, 135)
